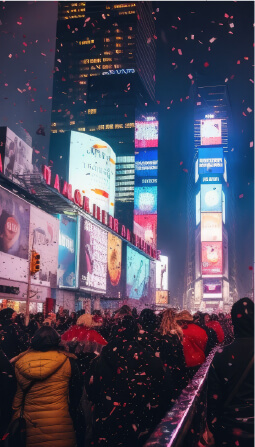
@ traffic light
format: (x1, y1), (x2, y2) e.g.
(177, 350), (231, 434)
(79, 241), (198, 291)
(30, 250), (40, 274)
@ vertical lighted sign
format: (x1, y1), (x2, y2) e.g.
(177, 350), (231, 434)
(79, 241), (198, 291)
(134, 112), (158, 249)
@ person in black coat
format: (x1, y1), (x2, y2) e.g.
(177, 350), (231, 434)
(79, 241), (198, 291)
(0, 348), (17, 438)
(85, 315), (167, 447)
(138, 308), (161, 353)
(193, 311), (218, 355)
(0, 308), (29, 360)
(207, 298), (254, 447)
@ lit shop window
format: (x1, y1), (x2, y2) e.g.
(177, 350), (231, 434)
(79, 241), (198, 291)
(88, 109), (97, 114)
(105, 124), (114, 129)
(78, 39), (94, 45)
(115, 124), (124, 129)
(81, 59), (89, 65)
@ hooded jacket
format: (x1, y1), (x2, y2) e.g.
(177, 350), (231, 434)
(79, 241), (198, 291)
(12, 349), (77, 447)
(181, 323), (208, 367)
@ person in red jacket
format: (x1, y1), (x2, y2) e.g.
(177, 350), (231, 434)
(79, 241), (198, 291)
(205, 313), (225, 343)
(176, 310), (208, 377)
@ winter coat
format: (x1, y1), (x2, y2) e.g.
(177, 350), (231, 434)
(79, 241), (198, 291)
(12, 349), (79, 447)
(206, 320), (225, 343)
(0, 321), (29, 359)
(0, 349), (17, 438)
(181, 323), (208, 367)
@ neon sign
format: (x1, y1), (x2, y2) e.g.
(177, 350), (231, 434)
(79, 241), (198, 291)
(102, 69), (135, 75)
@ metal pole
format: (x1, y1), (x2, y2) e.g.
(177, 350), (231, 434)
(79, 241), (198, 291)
(25, 227), (34, 326)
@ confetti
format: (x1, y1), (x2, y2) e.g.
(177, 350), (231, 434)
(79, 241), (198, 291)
(178, 49), (182, 55)
(209, 37), (217, 43)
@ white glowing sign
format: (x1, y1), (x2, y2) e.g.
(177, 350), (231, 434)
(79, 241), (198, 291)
(102, 69), (135, 75)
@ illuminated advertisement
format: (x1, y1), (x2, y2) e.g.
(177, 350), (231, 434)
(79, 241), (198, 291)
(135, 113), (158, 148)
(134, 186), (157, 215)
(135, 149), (158, 186)
(30, 206), (59, 288)
(133, 214), (157, 249)
(106, 233), (126, 298)
(223, 228), (228, 278)
(126, 246), (150, 300)
(0, 187), (30, 282)
(156, 255), (168, 290)
(201, 119), (222, 145)
(196, 191), (201, 226)
(69, 131), (116, 216)
(2, 128), (33, 182)
(202, 176), (220, 183)
(201, 213), (222, 242)
(79, 217), (107, 293)
(203, 279), (222, 299)
(198, 147), (224, 174)
(57, 214), (78, 288)
(156, 290), (168, 305)
(202, 242), (223, 275)
(195, 228), (201, 279)
(195, 159), (199, 183)
(222, 191), (226, 224)
(201, 184), (222, 213)
(149, 261), (156, 303)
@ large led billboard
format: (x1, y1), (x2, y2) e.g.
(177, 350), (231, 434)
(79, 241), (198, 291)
(135, 149), (158, 186)
(69, 131), (116, 216)
(196, 192), (201, 226)
(135, 113), (158, 148)
(200, 119), (222, 146)
(0, 186), (30, 282)
(79, 217), (107, 293)
(133, 214), (157, 249)
(106, 233), (126, 298)
(203, 279), (222, 299)
(134, 186), (157, 215)
(148, 261), (156, 303)
(202, 242), (223, 275)
(126, 246), (150, 299)
(2, 128), (34, 182)
(201, 213), (222, 242)
(58, 214), (78, 288)
(198, 147), (224, 174)
(156, 255), (168, 290)
(156, 290), (168, 305)
(201, 184), (222, 213)
(30, 206), (59, 288)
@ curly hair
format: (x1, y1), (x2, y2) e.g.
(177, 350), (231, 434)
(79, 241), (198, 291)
(160, 309), (183, 340)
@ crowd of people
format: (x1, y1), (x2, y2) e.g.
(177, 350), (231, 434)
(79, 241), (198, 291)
(0, 299), (253, 447)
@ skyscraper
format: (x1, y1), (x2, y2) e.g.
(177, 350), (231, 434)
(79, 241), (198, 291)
(51, 1), (156, 228)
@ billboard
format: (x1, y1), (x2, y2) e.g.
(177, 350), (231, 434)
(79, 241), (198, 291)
(203, 279), (222, 299)
(202, 176), (220, 184)
(30, 206), (59, 288)
(134, 186), (157, 215)
(201, 184), (222, 213)
(201, 213), (222, 242)
(195, 228), (201, 279)
(3, 128), (33, 181)
(222, 191), (226, 224)
(57, 214), (78, 288)
(196, 191), (201, 226)
(69, 131), (116, 216)
(135, 149), (158, 186)
(156, 290), (168, 305)
(106, 233), (126, 298)
(0, 187), (30, 282)
(133, 214), (157, 249)
(223, 228), (228, 278)
(135, 112), (158, 148)
(202, 242), (223, 275)
(156, 255), (168, 290)
(126, 246), (150, 300)
(79, 217), (107, 293)
(148, 261), (156, 303)
(198, 147), (224, 174)
(200, 119), (222, 145)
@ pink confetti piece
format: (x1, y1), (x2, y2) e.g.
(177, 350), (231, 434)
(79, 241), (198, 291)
(247, 107), (252, 113)
(102, 14), (106, 19)
(225, 78), (229, 83)
(85, 17), (90, 22)
(237, 60), (241, 64)
(178, 49), (182, 55)
(249, 79), (254, 83)
(183, 168), (188, 173)
(209, 37), (216, 43)
(147, 37), (151, 44)
(242, 112), (247, 116)
(8, 54), (12, 58)
(188, 73), (193, 79)
(41, 53), (46, 57)
(250, 141), (253, 147)
(172, 47), (175, 51)
(191, 35), (194, 39)
(204, 62), (209, 67)
(244, 57), (249, 60)
(229, 23), (234, 28)
(180, 161), (183, 165)
(224, 13), (229, 18)
(190, 59), (194, 63)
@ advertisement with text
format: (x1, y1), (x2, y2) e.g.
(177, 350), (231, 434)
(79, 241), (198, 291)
(3, 128), (34, 182)
(106, 233), (126, 298)
(202, 241), (223, 275)
(201, 213), (222, 242)
(135, 112), (158, 148)
(156, 290), (168, 305)
(156, 255), (168, 291)
(57, 214), (78, 289)
(198, 147), (224, 174)
(200, 119), (222, 146)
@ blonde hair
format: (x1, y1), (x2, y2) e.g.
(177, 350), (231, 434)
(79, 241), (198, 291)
(160, 309), (183, 340)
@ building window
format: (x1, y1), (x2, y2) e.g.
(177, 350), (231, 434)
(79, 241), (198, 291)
(90, 58), (101, 63)
(78, 39), (94, 45)
(115, 124), (124, 129)
(103, 58), (112, 62)
(102, 65), (113, 69)
(88, 109), (97, 114)
(77, 127), (86, 131)
(105, 124), (114, 129)
(104, 51), (113, 56)
(116, 36), (123, 40)
(97, 125), (105, 130)
(116, 43), (123, 48)
(113, 3), (136, 8)
(116, 50), (123, 54)
(125, 122), (135, 128)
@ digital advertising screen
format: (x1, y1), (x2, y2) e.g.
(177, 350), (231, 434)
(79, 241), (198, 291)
(126, 246), (150, 300)
(133, 214), (157, 250)
(201, 213), (222, 242)
(198, 147), (224, 174)
(201, 176), (220, 184)
(0, 186), (30, 282)
(200, 119), (222, 146)
(156, 255), (168, 290)
(223, 228), (229, 278)
(57, 214), (78, 288)
(202, 241), (223, 275)
(203, 279), (222, 299)
(30, 206), (59, 288)
(106, 233), (126, 298)
(135, 149), (158, 186)
(135, 112), (158, 148)
(148, 261), (156, 303)
(156, 290), (168, 305)
(69, 131), (116, 216)
(201, 184), (222, 213)
(195, 228), (201, 279)
(3, 128), (33, 182)
(79, 217), (107, 293)
(134, 186), (157, 215)
(196, 191), (201, 226)
(222, 191), (226, 224)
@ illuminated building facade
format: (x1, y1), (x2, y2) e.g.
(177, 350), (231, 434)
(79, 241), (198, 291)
(51, 2), (156, 226)
(185, 85), (236, 313)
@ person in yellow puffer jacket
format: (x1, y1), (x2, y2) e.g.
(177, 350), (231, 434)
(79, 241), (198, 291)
(11, 326), (83, 447)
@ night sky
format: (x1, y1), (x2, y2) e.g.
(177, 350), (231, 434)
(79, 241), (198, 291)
(0, 1), (254, 303)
